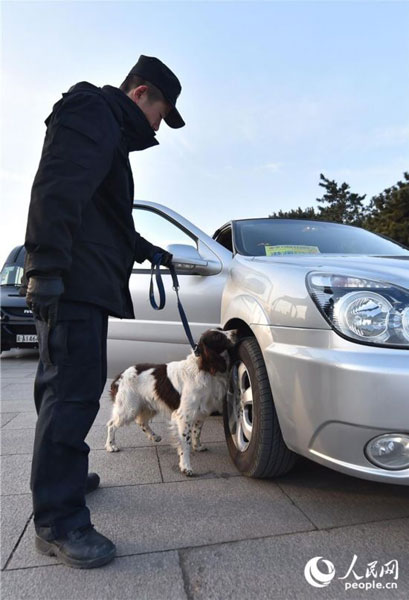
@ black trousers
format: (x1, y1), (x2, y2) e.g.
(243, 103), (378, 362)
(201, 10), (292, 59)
(31, 300), (109, 540)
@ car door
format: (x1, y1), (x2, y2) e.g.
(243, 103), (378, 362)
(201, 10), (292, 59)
(107, 202), (232, 375)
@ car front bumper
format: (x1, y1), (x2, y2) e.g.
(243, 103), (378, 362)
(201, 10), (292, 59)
(1, 320), (38, 351)
(252, 324), (409, 485)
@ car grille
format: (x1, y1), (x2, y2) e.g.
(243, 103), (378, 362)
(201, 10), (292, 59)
(2, 323), (37, 335)
(3, 307), (33, 318)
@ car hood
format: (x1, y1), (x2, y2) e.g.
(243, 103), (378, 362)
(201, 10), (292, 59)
(250, 254), (409, 290)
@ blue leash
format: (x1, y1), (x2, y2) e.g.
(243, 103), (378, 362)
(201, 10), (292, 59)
(149, 252), (200, 356)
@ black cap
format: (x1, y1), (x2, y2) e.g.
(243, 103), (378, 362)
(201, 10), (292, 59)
(127, 55), (185, 129)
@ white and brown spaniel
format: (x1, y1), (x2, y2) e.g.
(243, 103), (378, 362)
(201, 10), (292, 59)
(105, 328), (238, 476)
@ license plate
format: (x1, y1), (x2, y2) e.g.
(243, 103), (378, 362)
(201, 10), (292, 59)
(16, 334), (38, 343)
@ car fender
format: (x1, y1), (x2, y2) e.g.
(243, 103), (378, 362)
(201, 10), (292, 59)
(222, 293), (271, 329)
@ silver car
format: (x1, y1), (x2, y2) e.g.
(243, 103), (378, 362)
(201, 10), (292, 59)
(107, 201), (409, 485)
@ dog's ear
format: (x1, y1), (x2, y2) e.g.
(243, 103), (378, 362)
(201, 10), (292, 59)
(197, 340), (227, 375)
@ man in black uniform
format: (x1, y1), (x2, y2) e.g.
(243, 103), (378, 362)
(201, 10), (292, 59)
(21, 55), (184, 569)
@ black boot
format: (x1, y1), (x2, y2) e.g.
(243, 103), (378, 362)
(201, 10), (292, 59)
(35, 525), (116, 569)
(85, 472), (100, 494)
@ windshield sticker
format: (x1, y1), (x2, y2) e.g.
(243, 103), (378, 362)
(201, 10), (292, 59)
(264, 244), (320, 256)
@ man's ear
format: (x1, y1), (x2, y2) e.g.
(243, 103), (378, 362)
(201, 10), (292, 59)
(129, 85), (148, 104)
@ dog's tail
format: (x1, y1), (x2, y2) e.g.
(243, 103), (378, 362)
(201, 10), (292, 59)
(110, 374), (122, 402)
(110, 367), (140, 404)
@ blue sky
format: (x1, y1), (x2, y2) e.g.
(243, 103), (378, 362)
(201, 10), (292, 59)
(1, 0), (408, 265)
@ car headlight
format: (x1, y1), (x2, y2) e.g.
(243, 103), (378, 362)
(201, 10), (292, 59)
(306, 272), (409, 348)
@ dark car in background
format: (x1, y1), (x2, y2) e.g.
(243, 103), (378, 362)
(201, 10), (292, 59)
(0, 245), (38, 353)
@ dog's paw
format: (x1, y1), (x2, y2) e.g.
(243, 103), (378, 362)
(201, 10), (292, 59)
(181, 468), (194, 477)
(106, 444), (120, 453)
(193, 445), (208, 452)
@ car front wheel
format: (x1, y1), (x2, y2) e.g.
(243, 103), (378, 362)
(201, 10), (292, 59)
(223, 337), (297, 478)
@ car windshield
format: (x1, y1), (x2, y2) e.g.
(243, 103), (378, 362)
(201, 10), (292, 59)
(0, 264), (24, 286)
(233, 219), (409, 257)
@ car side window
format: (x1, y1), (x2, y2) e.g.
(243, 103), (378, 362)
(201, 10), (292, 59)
(132, 207), (197, 269)
(214, 227), (233, 252)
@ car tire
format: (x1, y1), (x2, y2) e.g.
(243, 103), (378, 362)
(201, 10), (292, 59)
(223, 336), (297, 478)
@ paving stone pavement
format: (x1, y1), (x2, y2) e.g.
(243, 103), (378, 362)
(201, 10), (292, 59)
(1, 350), (409, 599)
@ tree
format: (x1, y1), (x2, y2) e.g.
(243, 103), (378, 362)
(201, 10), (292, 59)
(268, 172), (408, 248)
(269, 206), (318, 220)
(315, 174), (367, 226)
(269, 173), (367, 224)
(365, 172), (409, 247)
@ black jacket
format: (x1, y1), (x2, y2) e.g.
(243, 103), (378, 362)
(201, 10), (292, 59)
(23, 81), (161, 318)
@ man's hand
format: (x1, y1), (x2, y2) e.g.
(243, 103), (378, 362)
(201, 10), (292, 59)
(149, 246), (173, 268)
(26, 274), (64, 329)
(159, 251), (173, 268)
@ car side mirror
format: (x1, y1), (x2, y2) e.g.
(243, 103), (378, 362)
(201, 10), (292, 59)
(166, 244), (216, 275)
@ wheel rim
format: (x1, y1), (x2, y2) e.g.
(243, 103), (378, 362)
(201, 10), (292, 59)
(226, 361), (253, 452)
